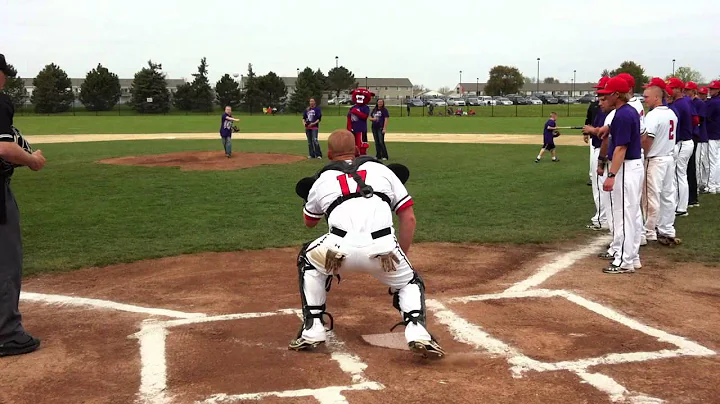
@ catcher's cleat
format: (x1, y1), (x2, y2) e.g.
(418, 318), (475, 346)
(288, 337), (325, 351)
(408, 339), (445, 359)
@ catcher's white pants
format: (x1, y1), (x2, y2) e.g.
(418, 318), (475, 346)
(609, 160), (644, 270)
(301, 230), (431, 344)
(674, 140), (694, 212)
(590, 147), (608, 228)
(708, 140), (720, 193)
(696, 142), (710, 190)
(642, 156), (677, 240)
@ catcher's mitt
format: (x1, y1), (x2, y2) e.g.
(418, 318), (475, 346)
(553, 130), (561, 138)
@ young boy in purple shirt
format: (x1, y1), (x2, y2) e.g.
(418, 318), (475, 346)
(302, 98), (322, 159)
(596, 76), (643, 274)
(220, 106), (239, 158)
(535, 112), (559, 163)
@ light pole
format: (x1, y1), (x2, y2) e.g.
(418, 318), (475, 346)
(672, 59), (676, 76)
(335, 56), (339, 69)
(573, 70), (576, 97)
(536, 58), (540, 94)
(476, 77), (479, 96)
(459, 70), (462, 93)
(297, 68), (300, 76)
(365, 76), (368, 88)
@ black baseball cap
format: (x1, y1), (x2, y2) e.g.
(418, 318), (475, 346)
(0, 54), (14, 76)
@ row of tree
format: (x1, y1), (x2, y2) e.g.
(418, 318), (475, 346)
(1, 58), (361, 114)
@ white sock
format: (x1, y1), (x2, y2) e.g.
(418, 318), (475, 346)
(536, 155), (541, 160)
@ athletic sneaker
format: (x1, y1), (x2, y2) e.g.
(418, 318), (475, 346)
(288, 337), (325, 351)
(408, 339), (445, 359)
(552, 158), (559, 162)
(688, 202), (700, 208)
(0, 333), (41, 357)
(585, 224), (603, 231)
(598, 252), (615, 260)
(603, 265), (635, 274)
(676, 211), (689, 217)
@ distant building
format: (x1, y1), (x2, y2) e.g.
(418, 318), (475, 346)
(21, 77), (188, 105)
(453, 82), (599, 97)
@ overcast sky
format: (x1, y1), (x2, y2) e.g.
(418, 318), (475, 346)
(4, 0), (719, 89)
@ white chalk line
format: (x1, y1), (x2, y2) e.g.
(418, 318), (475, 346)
(21, 292), (206, 319)
(504, 235), (612, 293)
(196, 381), (384, 404)
(135, 321), (169, 404)
(159, 308), (300, 328)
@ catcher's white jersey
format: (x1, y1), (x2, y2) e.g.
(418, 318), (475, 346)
(303, 160), (413, 232)
(644, 106), (678, 158)
(628, 97), (646, 134)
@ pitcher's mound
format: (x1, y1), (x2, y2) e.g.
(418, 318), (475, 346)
(98, 151), (307, 171)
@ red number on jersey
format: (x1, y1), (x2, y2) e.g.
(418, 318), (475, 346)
(669, 120), (675, 140)
(336, 170), (368, 196)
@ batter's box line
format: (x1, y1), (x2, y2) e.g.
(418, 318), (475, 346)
(134, 309), (385, 404)
(426, 291), (716, 403)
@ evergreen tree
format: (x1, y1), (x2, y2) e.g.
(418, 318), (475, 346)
(172, 82), (194, 111)
(289, 67), (326, 113)
(0, 64), (28, 110)
(215, 74), (243, 109)
(79, 63), (121, 111)
(130, 60), (171, 113)
(31, 63), (74, 113)
(190, 57), (214, 112)
(257, 71), (287, 109)
(242, 63), (260, 113)
(327, 66), (356, 98)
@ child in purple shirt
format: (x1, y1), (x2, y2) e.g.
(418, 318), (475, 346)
(535, 112), (559, 162)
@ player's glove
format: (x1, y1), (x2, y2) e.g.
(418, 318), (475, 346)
(232, 125), (240, 133)
(553, 130), (561, 138)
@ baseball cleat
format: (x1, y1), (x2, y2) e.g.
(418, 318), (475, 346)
(408, 340), (445, 359)
(676, 211), (689, 217)
(585, 224), (603, 231)
(657, 235), (682, 246)
(598, 252), (614, 260)
(602, 265), (635, 274)
(688, 202), (700, 208)
(288, 337), (325, 351)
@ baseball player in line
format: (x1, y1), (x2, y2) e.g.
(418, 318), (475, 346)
(707, 81), (720, 193)
(641, 78), (680, 245)
(665, 78), (698, 216)
(596, 76), (644, 274)
(688, 83), (710, 194)
(289, 129), (445, 359)
(583, 77), (611, 231)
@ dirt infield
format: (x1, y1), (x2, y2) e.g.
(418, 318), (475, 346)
(5, 239), (719, 404)
(26, 132), (590, 146)
(98, 151), (306, 171)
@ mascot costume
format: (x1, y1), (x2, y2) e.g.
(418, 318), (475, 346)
(347, 88), (374, 156)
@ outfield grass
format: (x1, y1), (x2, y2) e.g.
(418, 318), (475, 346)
(11, 139), (719, 276)
(15, 115), (587, 136)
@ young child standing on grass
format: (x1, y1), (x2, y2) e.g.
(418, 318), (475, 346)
(535, 112), (560, 163)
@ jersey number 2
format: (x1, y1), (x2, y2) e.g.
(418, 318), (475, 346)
(669, 120), (675, 140)
(336, 170), (367, 195)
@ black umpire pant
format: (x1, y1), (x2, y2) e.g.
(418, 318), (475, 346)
(0, 179), (25, 344)
(688, 141), (698, 205)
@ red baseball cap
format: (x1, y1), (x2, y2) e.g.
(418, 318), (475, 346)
(699, 87), (709, 95)
(616, 73), (635, 89)
(643, 77), (667, 90)
(708, 80), (720, 89)
(593, 76), (610, 89)
(666, 78), (685, 90)
(684, 81), (698, 90)
(597, 76), (632, 95)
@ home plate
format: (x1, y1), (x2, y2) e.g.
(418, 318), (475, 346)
(361, 332), (409, 350)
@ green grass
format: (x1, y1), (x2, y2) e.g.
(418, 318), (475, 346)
(15, 114), (587, 136)
(10, 139), (719, 276)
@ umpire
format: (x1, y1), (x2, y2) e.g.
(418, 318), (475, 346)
(0, 54), (46, 357)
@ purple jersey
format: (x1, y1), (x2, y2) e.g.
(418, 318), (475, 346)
(608, 104), (641, 161)
(707, 97), (720, 141)
(371, 107), (390, 129)
(542, 119), (556, 143)
(692, 98), (708, 142)
(348, 105), (370, 133)
(591, 110), (607, 148)
(303, 107), (322, 129)
(220, 113), (233, 137)
(668, 97), (695, 142)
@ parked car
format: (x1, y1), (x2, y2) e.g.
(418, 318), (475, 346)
(477, 96), (497, 106)
(557, 96), (578, 104)
(405, 98), (424, 107)
(577, 94), (597, 104)
(428, 99), (447, 107)
(632, 93), (645, 102)
(507, 95), (529, 105)
(526, 96), (543, 105)
(495, 97), (513, 106)
(535, 93), (559, 104)
(447, 97), (466, 106)
(466, 97), (481, 106)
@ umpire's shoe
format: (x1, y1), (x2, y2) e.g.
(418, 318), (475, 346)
(288, 337), (324, 351)
(0, 333), (41, 357)
(409, 339), (445, 359)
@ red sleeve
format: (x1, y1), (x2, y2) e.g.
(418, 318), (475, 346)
(396, 198), (414, 214)
(304, 213), (321, 222)
(351, 107), (369, 120)
(693, 115), (699, 126)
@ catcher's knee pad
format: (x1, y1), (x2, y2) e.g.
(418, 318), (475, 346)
(389, 272), (427, 331)
(296, 242), (334, 336)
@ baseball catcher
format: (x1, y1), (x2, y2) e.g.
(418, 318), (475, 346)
(290, 129), (445, 359)
(347, 88), (373, 156)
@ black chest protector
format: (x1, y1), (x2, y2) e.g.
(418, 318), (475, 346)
(313, 156), (392, 218)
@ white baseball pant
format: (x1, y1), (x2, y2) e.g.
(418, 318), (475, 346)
(696, 142), (710, 191)
(674, 140), (694, 212)
(708, 139), (720, 193)
(642, 156), (676, 240)
(300, 230), (431, 344)
(590, 147), (608, 228)
(599, 164), (615, 255)
(610, 160), (644, 270)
